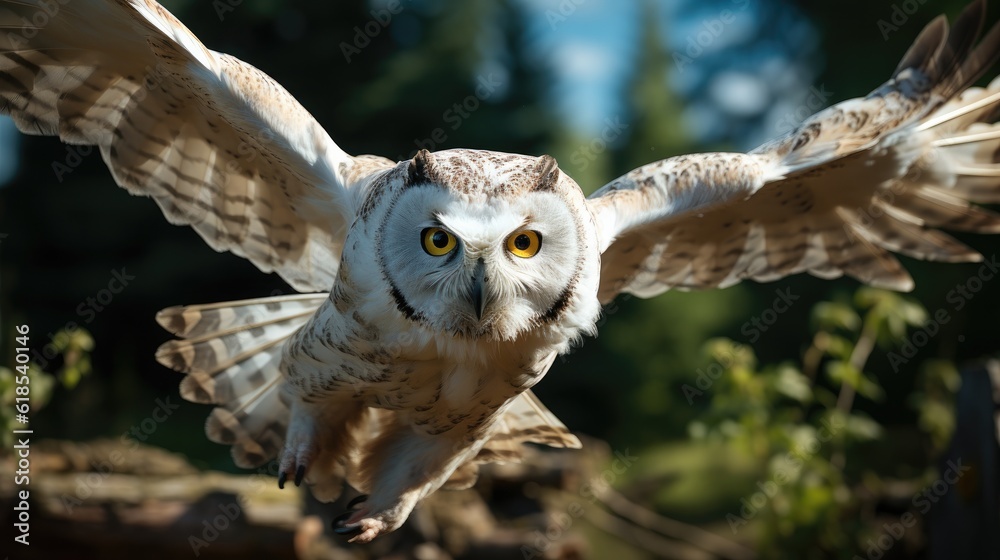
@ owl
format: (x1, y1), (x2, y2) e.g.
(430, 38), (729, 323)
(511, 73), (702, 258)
(2, 0), (1000, 543)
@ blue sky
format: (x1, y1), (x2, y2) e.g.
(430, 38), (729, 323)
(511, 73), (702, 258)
(516, 0), (818, 148)
(517, 0), (641, 134)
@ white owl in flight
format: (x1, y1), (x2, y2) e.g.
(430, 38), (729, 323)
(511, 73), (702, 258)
(3, 0), (1000, 542)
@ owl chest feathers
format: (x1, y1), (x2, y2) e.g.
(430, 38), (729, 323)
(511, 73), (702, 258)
(282, 276), (566, 427)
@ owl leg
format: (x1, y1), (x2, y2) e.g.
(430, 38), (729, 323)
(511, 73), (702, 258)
(278, 399), (314, 489)
(332, 422), (483, 543)
(278, 396), (366, 498)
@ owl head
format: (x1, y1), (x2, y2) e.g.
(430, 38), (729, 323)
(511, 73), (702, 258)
(375, 149), (601, 342)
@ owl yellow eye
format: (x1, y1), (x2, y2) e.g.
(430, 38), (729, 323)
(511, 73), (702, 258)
(421, 227), (457, 256)
(506, 230), (542, 258)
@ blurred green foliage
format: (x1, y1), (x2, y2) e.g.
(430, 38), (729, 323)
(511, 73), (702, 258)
(618, 287), (961, 557)
(0, 328), (90, 448)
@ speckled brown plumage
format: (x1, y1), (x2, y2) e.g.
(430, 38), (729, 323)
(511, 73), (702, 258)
(5, 0), (1000, 545)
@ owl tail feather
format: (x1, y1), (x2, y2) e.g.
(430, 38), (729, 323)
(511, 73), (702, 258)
(353, 390), (582, 494)
(155, 293), (327, 468)
(436, 390), (583, 491)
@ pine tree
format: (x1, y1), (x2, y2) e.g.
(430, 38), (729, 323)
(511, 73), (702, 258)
(344, 0), (557, 160)
(615, 0), (689, 175)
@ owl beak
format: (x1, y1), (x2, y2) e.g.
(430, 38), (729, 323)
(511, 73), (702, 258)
(470, 258), (487, 321)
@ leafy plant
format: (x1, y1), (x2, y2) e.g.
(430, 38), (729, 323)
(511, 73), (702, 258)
(688, 288), (959, 557)
(0, 328), (92, 449)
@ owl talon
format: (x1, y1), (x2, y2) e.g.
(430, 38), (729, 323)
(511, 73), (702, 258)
(347, 494), (368, 509)
(332, 511), (362, 536)
(329, 508), (391, 543)
(277, 471), (287, 489)
(294, 464), (306, 487)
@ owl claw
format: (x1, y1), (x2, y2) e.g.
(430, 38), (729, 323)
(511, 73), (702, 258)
(331, 510), (386, 544)
(278, 409), (318, 491)
(347, 494), (368, 509)
(277, 463), (307, 490)
(277, 457), (310, 490)
(331, 495), (370, 538)
(332, 511), (361, 536)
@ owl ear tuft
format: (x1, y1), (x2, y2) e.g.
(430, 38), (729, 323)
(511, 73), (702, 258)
(407, 149), (437, 186)
(533, 155), (560, 191)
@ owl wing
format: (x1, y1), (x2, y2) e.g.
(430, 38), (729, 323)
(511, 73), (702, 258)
(0, 0), (392, 292)
(589, 0), (1000, 303)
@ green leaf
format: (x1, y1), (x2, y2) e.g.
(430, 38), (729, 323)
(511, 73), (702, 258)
(854, 287), (893, 310)
(688, 421), (708, 440)
(920, 360), (961, 393)
(825, 361), (883, 401)
(775, 366), (813, 403)
(825, 360), (859, 388)
(788, 425), (820, 452)
(812, 302), (861, 333)
(915, 399), (955, 450)
(854, 373), (884, 401)
(70, 329), (95, 352)
(824, 335), (855, 361)
(898, 300), (929, 327)
(29, 364), (56, 407)
(845, 413), (883, 442)
(703, 338), (757, 371)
